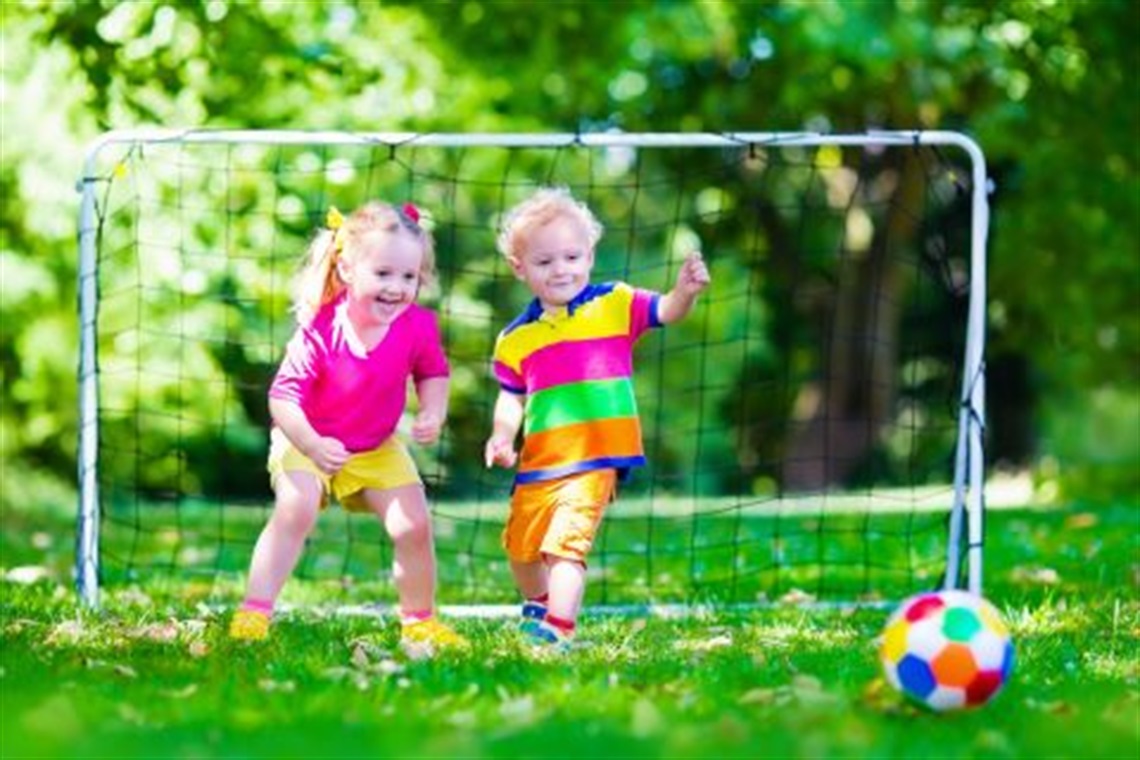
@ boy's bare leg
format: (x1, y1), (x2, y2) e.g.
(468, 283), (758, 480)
(545, 557), (586, 624)
(510, 559), (548, 600)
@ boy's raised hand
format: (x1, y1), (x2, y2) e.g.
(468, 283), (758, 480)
(484, 434), (518, 469)
(675, 251), (711, 296)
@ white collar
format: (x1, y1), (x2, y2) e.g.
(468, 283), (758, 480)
(332, 299), (370, 358)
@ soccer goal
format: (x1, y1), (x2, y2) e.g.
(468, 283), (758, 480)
(76, 130), (989, 611)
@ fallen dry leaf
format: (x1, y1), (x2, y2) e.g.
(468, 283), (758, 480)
(351, 644), (371, 669)
(1010, 566), (1061, 585)
(1063, 512), (1098, 530)
(46, 620), (86, 645)
(134, 622), (180, 642)
(779, 588), (817, 605)
(499, 694), (536, 723)
(738, 687), (778, 706)
(162, 684), (199, 699)
(1025, 697), (1077, 715)
(258, 678), (296, 693)
(672, 634), (733, 652)
(5, 566), (52, 584)
(113, 664), (138, 679)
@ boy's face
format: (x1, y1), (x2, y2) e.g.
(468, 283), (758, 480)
(510, 216), (595, 310)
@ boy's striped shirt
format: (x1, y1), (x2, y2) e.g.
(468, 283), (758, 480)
(492, 282), (662, 484)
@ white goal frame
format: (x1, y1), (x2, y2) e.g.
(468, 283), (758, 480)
(76, 129), (990, 609)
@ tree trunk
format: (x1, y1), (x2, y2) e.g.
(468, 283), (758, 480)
(782, 154), (925, 491)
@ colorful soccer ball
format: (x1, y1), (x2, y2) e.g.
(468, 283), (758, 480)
(879, 589), (1014, 711)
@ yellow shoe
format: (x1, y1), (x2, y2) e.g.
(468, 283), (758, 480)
(229, 609), (270, 641)
(399, 617), (469, 659)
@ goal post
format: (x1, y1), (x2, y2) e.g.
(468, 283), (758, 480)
(76, 129), (989, 611)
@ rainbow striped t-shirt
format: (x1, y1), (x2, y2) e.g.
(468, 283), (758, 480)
(492, 282), (662, 485)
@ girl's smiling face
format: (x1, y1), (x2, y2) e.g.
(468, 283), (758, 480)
(339, 229), (425, 327)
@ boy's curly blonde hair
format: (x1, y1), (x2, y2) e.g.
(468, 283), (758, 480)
(496, 187), (604, 262)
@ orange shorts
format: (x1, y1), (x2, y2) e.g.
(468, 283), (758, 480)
(502, 469), (617, 564)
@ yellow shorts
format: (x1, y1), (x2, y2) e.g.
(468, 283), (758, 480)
(502, 469), (617, 564)
(266, 428), (421, 512)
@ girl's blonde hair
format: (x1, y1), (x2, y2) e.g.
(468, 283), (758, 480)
(496, 187), (604, 262)
(293, 201), (435, 324)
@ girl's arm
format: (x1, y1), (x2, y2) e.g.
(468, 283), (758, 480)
(269, 397), (349, 474)
(484, 390), (524, 468)
(657, 251), (711, 325)
(411, 375), (449, 445)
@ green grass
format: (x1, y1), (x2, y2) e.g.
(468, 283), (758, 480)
(2, 488), (1138, 758)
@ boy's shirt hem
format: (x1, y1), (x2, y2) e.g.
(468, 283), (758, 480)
(513, 456), (647, 485)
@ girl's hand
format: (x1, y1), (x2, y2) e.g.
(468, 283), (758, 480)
(484, 434), (517, 469)
(308, 436), (349, 475)
(411, 411), (444, 445)
(675, 251), (711, 297)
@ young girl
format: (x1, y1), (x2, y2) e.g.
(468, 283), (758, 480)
(229, 202), (467, 655)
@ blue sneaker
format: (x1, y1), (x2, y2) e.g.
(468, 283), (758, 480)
(521, 601), (547, 621)
(519, 601), (547, 634)
(523, 620), (572, 653)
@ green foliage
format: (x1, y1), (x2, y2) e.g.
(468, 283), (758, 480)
(1, 1), (1137, 501)
(1040, 387), (1140, 503)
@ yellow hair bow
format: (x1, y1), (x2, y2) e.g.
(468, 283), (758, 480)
(326, 207), (346, 253)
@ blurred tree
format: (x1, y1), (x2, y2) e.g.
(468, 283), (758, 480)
(1, 0), (1136, 502)
(378, 0), (1139, 491)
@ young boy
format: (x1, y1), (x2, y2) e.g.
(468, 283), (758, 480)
(484, 187), (710, 649)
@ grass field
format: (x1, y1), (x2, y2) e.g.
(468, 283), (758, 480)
(1, 483), (1137, 758)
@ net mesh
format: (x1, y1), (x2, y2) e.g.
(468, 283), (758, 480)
(82, 135), (975, 606)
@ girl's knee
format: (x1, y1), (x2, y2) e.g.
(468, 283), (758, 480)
(390, 511), (431, 547)
(376, 485), (432, 545)
(272, 494), (320, 538)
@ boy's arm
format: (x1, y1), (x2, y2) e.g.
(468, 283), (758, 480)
(269, 397), (348, 474)
(657, 251), (711, 325)
(484, 389), (525, 468)
(411, 375), (449, 445)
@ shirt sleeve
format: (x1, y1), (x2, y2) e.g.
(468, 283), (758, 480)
(628, 284), (662, 340)
(411, 310), (450, 381)
(269, 325), (324, 405)
(491, 332), (526, 394)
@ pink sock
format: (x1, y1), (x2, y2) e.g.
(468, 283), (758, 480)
(400, 608), (433, 625)
(241, 598), (274, 616)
